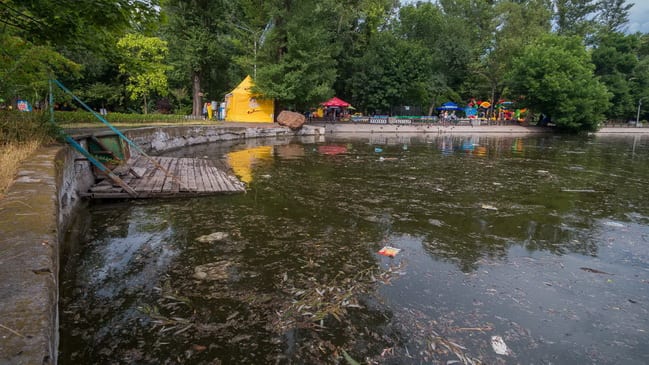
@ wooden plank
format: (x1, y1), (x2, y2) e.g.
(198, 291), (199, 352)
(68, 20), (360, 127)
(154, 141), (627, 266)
(139, 158), (166, 192)
(204, 161), (223, 191)
(162, 158), (178, 192)
(177, 158), (189, 192)
(200, 159), (218, 192)
(171, 157), (183, 193)
(130, 167), (146, 178)
(212, 167), (226, 191)
(217, 169), (237, 191)
(185, 158), (198, 192)
(195, 159), (209, 192)
(127, 156), (150, 190)
(194, 159), (208, 192)
(152, 157), (173, 192)
(214, 168), (232, 191)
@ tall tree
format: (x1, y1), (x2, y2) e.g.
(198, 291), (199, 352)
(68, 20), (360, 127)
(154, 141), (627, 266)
(478, 0), (552, 111)
(0, 33), (81, 103)
(162, 0), (236, 116)
(334, 0), (400, 109)
(0, 0), (156, 107)
(253, 0), (344, 110)
(596, 0), (633, 33)
(554, 0), (598, 38)
(508, 34), (610, 131)
(591, 32), (640, 121)
(397, 2), (470, 113)
(347, 32), (435, 114)
(0, 0), (158, 49)
(116, 34), (170, 114)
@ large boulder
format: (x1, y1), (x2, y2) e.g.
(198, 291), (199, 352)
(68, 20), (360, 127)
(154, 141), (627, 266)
(277, 110), (306, 130)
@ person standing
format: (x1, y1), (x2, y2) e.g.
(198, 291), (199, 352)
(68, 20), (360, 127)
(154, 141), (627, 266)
(207, 102), (213, 120)
(211, 100), (217, 120)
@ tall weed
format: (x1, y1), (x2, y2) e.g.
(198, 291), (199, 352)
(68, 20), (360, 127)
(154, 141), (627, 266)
(0, 112), (60, 197)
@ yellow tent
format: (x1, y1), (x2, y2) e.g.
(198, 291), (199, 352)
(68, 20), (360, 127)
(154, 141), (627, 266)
(224, 76), (274, 123)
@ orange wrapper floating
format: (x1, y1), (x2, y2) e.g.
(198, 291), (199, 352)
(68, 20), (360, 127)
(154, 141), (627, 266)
(378, 246), (401, 257)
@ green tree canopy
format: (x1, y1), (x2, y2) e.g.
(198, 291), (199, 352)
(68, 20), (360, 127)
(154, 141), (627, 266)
(254, 0), (344, 110)
(0, 33), (81, 103)
(162, 0), (236, 116)
(508, 34), (611, 131)
(591, 31), (641, 121)
(117, 34), (170, 114)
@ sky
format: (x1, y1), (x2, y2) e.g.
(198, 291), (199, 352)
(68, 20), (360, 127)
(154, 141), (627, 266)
(627, 1), (649, 34)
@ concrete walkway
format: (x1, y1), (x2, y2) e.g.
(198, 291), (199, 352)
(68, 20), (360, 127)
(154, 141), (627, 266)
(0, 146), (62, 365)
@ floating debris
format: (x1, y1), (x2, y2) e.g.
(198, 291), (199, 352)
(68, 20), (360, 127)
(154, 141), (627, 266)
(195, 232), (229, 243)
(490, 335), (511, 356)
(561, 189), (597, 193)
(193, 260), (232, 281)
(374, 147), (383, 153)
(580, 267), (613, 275)
(379, 156), (399, 161)
(378, 246), (401, 257)
(342, 349), (361, 365)
(603, 221), (625, 228)
(481, 204), (498, 211)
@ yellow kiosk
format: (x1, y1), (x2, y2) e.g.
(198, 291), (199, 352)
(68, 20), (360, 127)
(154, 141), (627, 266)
(224, 76), (274, 123)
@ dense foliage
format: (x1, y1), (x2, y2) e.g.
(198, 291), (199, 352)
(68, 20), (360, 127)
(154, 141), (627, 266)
(1, 0), (648, 131)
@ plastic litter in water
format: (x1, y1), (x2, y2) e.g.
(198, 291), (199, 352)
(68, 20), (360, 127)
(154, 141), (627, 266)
(378, 246), (401, 257)
(490, 335), (511, 356)
(481, 204), (498, 211)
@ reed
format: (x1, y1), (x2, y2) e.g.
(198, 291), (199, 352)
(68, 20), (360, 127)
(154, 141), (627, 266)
(0, 112), (59, 197)
(0, 140), (41, 197)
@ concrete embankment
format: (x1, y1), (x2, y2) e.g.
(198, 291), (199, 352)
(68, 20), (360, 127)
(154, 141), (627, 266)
(0, 146), (92, 365)
(0, 124), (322, 365)
(316, 122), (552, 134)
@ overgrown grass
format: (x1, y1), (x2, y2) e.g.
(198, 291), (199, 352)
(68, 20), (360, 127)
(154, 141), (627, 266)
(0, 111), (60, 197)
(0, 140), (41, 198)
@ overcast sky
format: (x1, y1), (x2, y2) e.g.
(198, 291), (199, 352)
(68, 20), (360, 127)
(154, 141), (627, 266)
(627, 1), (649, 34)
(400, 1), (649, 34)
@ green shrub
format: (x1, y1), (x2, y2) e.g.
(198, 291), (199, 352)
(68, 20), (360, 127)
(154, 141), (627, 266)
(0, 111), (60, 144)
(52, 111), (189, 124)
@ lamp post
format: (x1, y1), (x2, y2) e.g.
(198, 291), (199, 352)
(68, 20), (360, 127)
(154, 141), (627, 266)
(233, 24), (262, 79)
(636, 98), (643, 127)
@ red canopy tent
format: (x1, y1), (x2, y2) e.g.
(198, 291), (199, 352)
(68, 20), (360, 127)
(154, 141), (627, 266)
(321, 97), (351, 108)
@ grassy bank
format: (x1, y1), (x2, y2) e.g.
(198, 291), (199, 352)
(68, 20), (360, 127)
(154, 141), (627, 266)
(0, 112), (60, 197)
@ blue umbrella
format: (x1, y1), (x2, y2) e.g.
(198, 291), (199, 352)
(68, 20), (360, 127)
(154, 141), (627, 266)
(436, 102), (462, 111)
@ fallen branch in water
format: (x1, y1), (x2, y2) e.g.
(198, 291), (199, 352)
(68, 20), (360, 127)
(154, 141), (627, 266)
(0, 323), (25, 338)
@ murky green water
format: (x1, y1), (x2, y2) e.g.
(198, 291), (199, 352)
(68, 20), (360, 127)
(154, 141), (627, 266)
(60, 134), (649, 364)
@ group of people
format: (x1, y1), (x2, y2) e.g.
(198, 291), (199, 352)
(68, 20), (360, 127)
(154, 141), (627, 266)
(202, 100), (219, 120)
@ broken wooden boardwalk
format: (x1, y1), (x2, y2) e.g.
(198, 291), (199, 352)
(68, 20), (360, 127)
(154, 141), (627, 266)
(83, 156), (246, 199)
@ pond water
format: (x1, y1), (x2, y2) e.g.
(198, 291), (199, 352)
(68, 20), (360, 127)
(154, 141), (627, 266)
(59, 133), (649, 364)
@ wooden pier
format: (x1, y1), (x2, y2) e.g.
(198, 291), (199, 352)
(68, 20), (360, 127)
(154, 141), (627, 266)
(83, 156), (246, 199)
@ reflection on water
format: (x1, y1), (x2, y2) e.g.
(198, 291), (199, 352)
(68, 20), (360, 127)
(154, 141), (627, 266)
(227, 146), (273, 184)
(60, 134), (649, 364)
